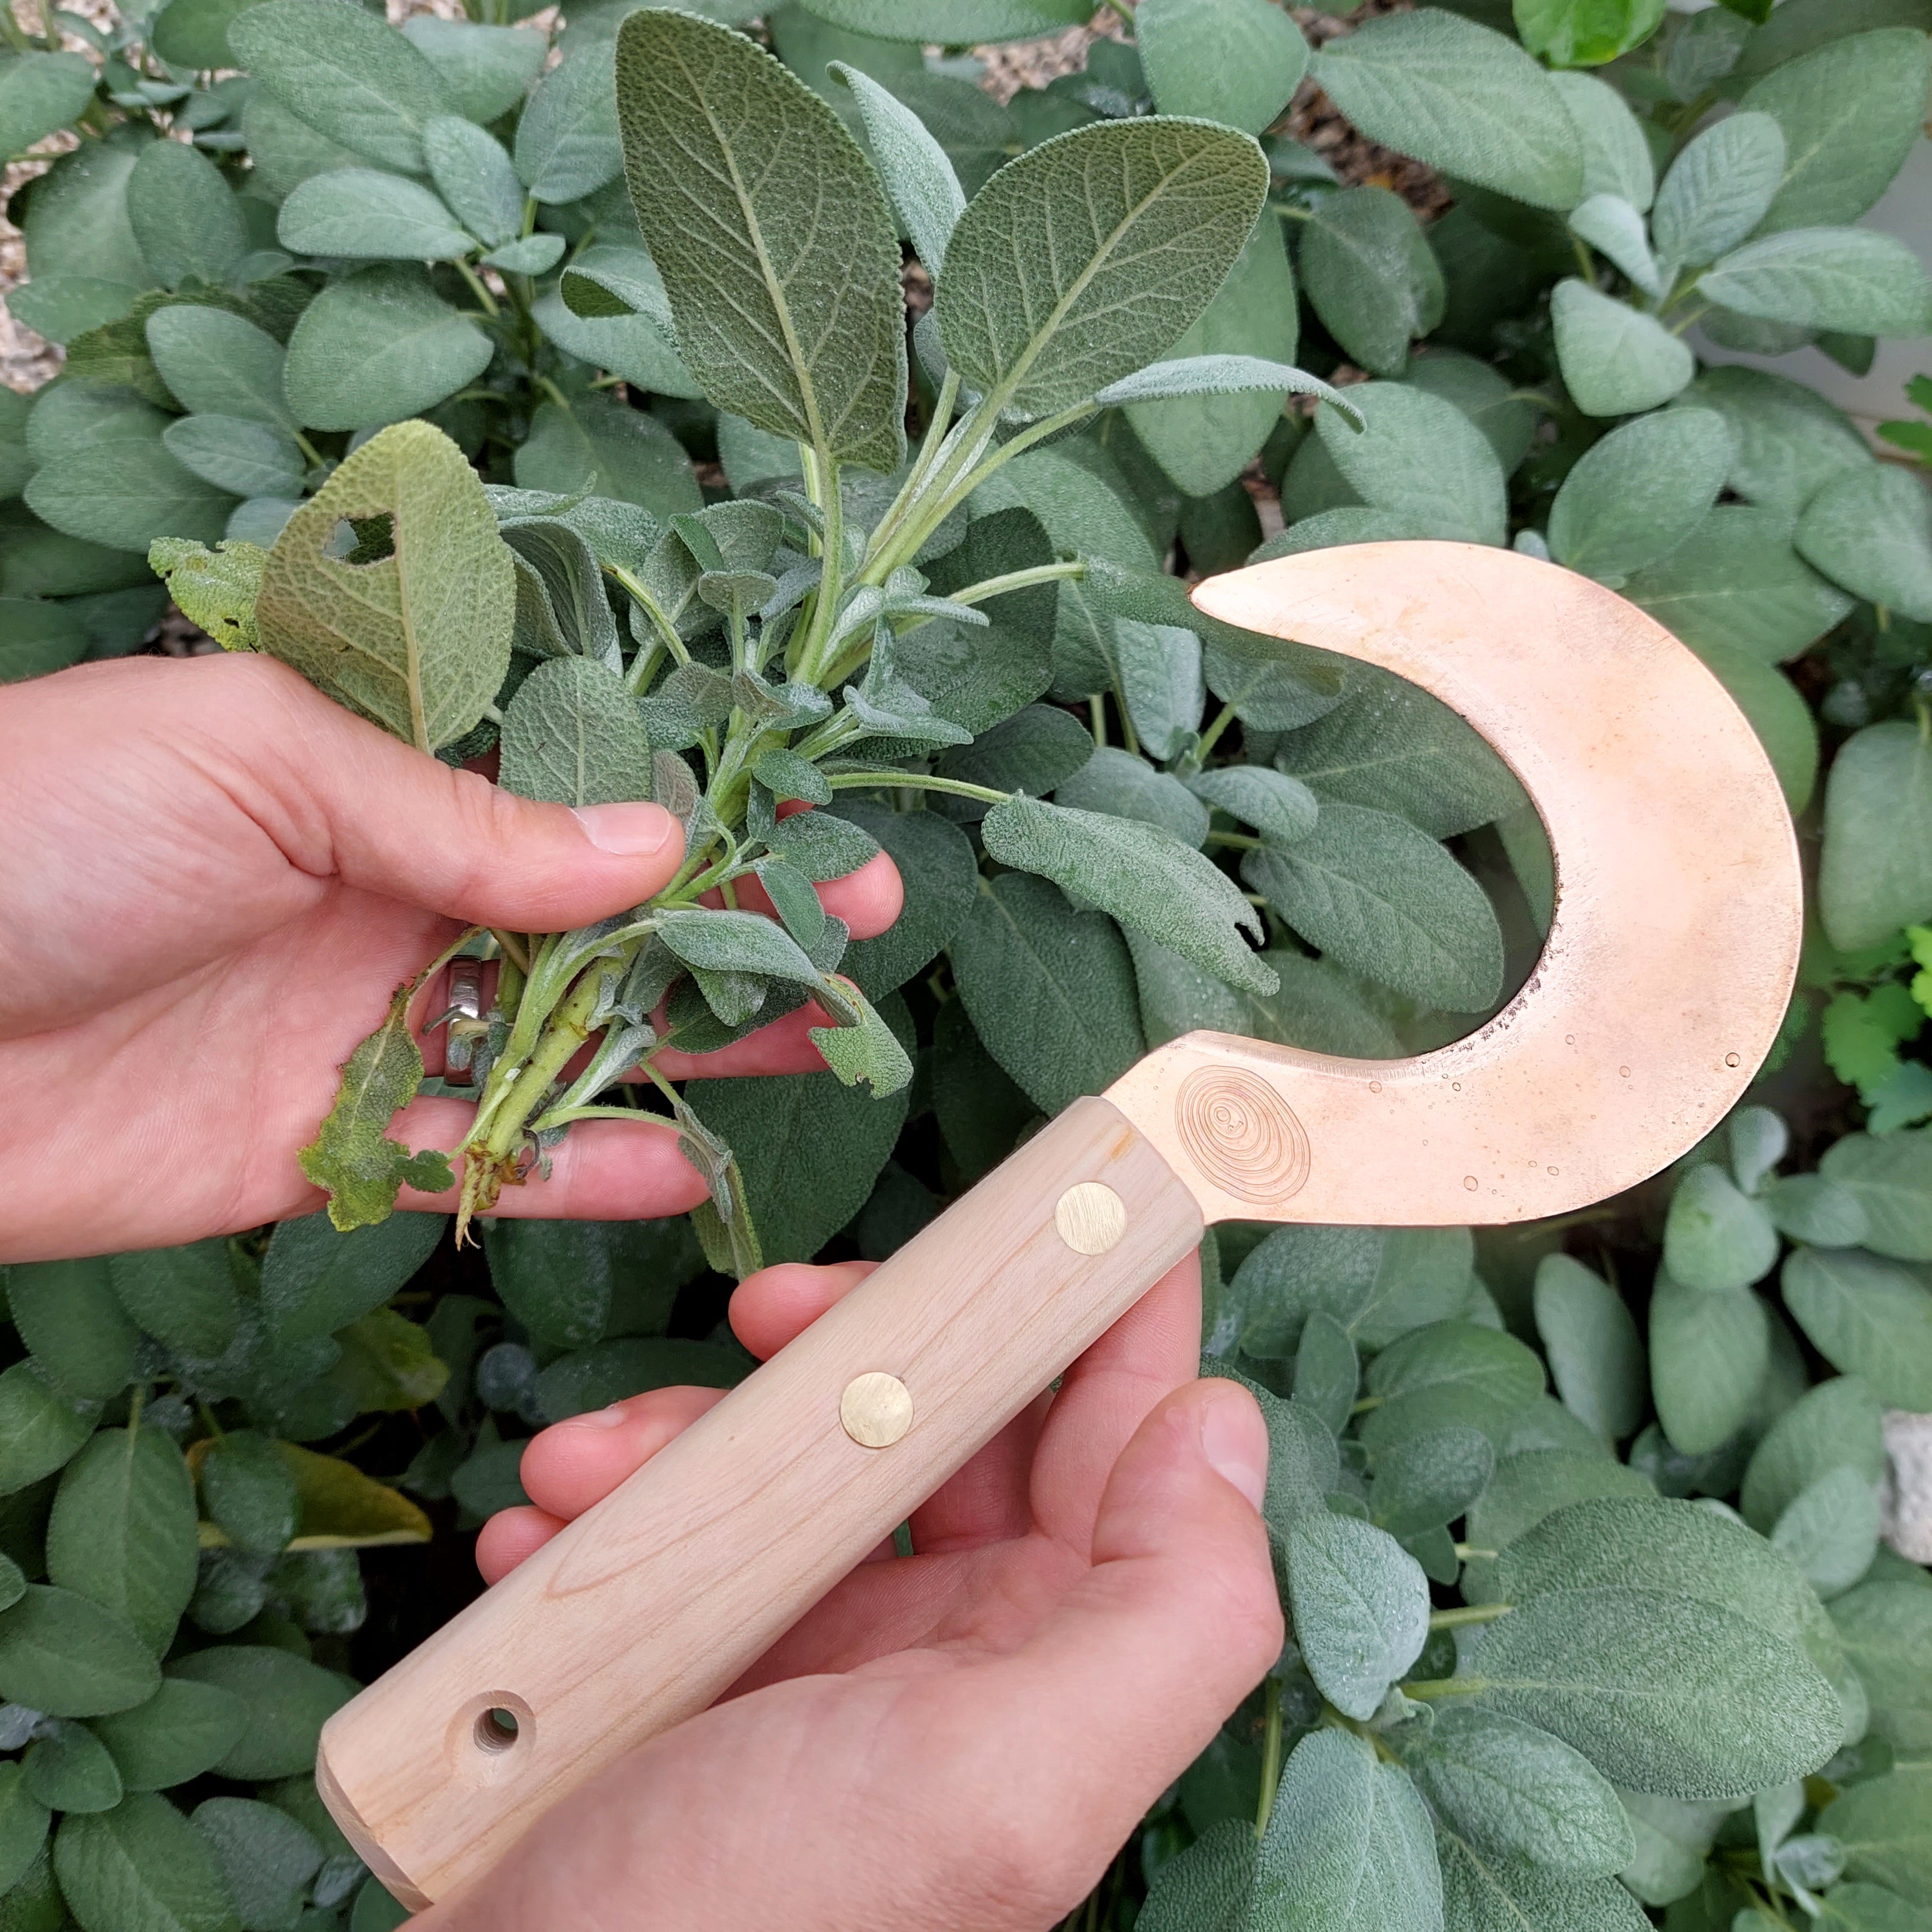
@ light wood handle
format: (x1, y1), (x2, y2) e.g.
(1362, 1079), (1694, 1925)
(316, 1097), (1204, 1908)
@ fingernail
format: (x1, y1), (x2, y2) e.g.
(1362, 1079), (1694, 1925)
(564, 1403), (631, 1430)
(572, 802), (677, 857)
(1200, 1391), (1269, 1513)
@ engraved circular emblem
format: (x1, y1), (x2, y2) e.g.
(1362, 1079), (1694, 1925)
(1175, 1068), (1311, 1204)
(840, 1372), (914, 1449)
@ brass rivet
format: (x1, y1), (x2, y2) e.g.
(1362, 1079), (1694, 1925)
(840, 1372), (913, 1448)
(1054, 1182), (1127, 1256)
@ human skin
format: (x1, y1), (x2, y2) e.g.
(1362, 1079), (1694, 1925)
(1, 648), (1278, 1929)
(444, 1253), (1280, 1932)
(0, 650), (903, 1260)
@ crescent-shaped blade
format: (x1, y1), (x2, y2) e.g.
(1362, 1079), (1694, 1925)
(1105, 541), (1802, 1228)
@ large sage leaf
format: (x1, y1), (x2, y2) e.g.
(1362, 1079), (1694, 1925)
(935, 116), (1269, 418)
(257, 420), (512, 751)
(683, 1006), (912, 1264)
(516, 40), (622, 204)
(1742, 1375), (1887, 1535)
(1821, 1773), (1932, 1908)
(1436, 1828), (1653, 1932)
(1309, 10), (1583, 210)
(1549, 69), (1653, 208)
(1781, 1247), (1932, 1411)
(1699, 230), (1932, 338)
(53, 1796), (238, 1932)
(1818, 1131), (1932, 1261)
(1551, 279), (1695, 417)
(1272, 668), (1522, 837)
(1394, 1707), (1634, 1875)
(144, 305), (293, 430)
(1795, 465), (1932, 622)
(1546, 408), (1732, 585)
(282, 265), (495, 431)
(499, 657), (653, 809)
(1819, 723), (1932, 949)
(831, 63), (964, 276)
(1122, 215), (1304, 497)
(614, 9), (906, 472)
(982, 793), (1274, 996)
(1298, 188), (1444, 378)
(1652, 112), (1785, 272)
(1648, 1275), (1768, 1455)
(278, 167), (476, 262)
(1741, 28), (1932, 233)
(1251, 1730), (1443, 1932)
(1467, 1585), (1843, 1798)
(949, 872), (1144, 1115)
(1136, 0), (1308, 137)
(1312, 382), (1506, 546)
(23, 441), (234, 555)
(1284, 1510), (1430, 1718)
(0, 52), (96, 159)
(1534, 1254), (1647, 1443)
(126, 140), (247, 292)
(45, 1428), (197, 1657)
(401, 17), (546, 126)
(229, 0), (452, 174)
(0, 1587), (159, 1717)
(1243, 804), (1504, 1012)
(1621, 505), (1853, 663)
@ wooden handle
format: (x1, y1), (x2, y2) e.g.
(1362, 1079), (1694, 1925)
(316, 1097), (1204, 1908)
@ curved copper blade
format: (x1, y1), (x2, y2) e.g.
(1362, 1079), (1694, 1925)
(1105, 541), (1801, 1227)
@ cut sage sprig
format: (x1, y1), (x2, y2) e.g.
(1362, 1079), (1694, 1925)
(151, 8), (1346, 1253)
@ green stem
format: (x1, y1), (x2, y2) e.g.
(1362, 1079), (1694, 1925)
(1452, 1544), (1498, 1561)
(1208, 831), (1263, 851)
(1428, 1603), (1512, 1630)
(825, 770), (1010, 806)
(1192, 700), (1239, 766)
(453, 257), (501, 319)
(869, 397), (1097, 583)
(947, 558), (1086, 606)
(870, 368), (960, 559)
(1401, 1675), (1490, 1702)
(608, 564), (691, 669)
(1254, 1675), (1284, 1841)
(1090, 694), (1106, 747)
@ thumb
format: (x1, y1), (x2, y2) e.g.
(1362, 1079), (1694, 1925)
(238, 657), (686, 929)
(979, 1381), (1283, 1843)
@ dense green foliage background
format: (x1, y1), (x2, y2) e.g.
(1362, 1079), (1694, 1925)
(3, 0), (1932, 1927)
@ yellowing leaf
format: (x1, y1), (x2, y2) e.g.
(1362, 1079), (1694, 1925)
(147, 539), (268, 652)
(298, 975), (453, 1231)
(277, 1442), (431, 1547)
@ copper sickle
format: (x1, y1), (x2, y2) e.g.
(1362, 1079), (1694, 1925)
(316, 542), (1802, 1909)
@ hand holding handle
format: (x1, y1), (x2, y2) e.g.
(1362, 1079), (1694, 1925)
(317, 1097), (1203, 1908)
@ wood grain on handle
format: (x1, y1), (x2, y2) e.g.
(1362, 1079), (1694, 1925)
(316, 1097), (1204, 1908)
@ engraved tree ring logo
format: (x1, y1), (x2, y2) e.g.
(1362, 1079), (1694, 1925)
(1175, 1068), (1311, 1202)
